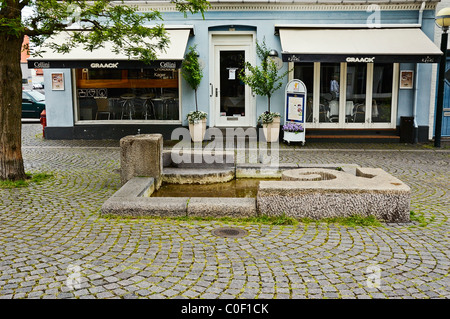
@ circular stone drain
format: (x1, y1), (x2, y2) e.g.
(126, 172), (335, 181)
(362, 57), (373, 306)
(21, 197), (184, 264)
(212, 227), (248, 238)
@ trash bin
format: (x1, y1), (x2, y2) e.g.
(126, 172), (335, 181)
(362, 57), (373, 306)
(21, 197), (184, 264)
(399, 116), (414, 143)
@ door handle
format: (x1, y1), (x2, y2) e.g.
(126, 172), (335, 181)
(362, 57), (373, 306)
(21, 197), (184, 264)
(210, 83), (213, 97)
(215, 88), (219, 97)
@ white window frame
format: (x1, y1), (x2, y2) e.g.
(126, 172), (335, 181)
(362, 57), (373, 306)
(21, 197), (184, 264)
(73, 69), (183, 125)
(289, 62), (399, 129)
(209, 31), (256, 128)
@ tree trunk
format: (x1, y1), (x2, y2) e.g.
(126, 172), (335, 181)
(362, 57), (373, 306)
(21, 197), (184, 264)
(194, 88), (198, 112)
(0, 32), (26, 181)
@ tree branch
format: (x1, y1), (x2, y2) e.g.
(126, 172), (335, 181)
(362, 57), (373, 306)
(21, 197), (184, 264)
(18, 0), (31, 10)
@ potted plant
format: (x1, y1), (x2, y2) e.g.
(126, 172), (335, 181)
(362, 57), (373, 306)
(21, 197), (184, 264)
(282, 122), (304, 143)
(239, 39), (291, 142)
(258, 111), (281, 143)
(181, 45), (207, 142)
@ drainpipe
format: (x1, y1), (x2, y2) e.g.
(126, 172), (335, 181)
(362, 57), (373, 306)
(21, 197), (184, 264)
(412, 2), (426, 143)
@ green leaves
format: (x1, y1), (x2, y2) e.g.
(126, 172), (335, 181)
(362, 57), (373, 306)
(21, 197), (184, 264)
(2, 0), (210, 64)
(239, 38), (291, 112)
(186, 110), (207, 124)
(172, 0), (211, 19)
(181, 45), (203, 111)
(182, 45), (202, 91)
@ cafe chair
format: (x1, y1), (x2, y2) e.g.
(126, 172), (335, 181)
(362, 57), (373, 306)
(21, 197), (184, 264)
(152, 97), (165, 120)
(353, 103), (365, 123)
(95, 98), (110, 120)
(139, 94), (156, 120)
(345, 101), (354, 122)
(319, 104), (329, 122)
(329, 100), (339, 122)
(120, 93), (136, 120)
(167, 97), (179, 120)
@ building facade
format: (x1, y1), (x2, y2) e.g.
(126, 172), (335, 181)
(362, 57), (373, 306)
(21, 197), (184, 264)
(29, 0), (443, 142)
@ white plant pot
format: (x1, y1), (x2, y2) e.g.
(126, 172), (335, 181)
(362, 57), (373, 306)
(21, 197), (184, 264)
(262, 117), (281, 143)
(188, 118), (207, 142)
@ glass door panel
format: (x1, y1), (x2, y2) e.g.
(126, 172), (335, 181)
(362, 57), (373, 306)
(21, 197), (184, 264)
(372, 63), (393, 123)
(319, 63), (340, 123)
(294, 62), (314, 123)
(212, 39), (253, 127)
(220, 50), (245, 117)
(346, 63), (367, 123)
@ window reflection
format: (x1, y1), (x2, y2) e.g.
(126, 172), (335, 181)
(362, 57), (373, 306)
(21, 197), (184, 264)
(319, 63), (340, 123)
(346, 63), (367, 123)
(75, 68), (180, 121)
(294, 62), (314, 123)
(372, 63), (393, 123)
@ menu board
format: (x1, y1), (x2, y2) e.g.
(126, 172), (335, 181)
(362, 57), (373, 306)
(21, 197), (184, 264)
(286, 93), (305, 123)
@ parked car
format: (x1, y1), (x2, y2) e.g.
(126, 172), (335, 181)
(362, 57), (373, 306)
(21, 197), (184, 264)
(32, 82), (44, 89)
(22, 90), (45, 118)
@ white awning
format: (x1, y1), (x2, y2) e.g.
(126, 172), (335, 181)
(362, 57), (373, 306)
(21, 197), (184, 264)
(28, 27), (192, 69)
(278, 27), (442, 64)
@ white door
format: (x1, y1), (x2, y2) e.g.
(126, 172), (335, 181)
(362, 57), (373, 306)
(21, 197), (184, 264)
(211, 34), (254, 127)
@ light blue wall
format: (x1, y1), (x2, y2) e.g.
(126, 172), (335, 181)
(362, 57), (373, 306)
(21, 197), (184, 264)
(43, 69), (74, 127)
(161, 9), (438, 127)
(43, 8), (438, 129)
(396, 12), (436, 127)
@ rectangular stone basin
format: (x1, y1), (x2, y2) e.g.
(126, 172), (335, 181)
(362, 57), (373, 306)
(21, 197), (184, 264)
(102, 163), (410, 223)
(101, 177), (257, 218)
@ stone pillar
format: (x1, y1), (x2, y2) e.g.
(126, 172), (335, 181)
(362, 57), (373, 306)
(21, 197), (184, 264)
(120, 134), (163, 188)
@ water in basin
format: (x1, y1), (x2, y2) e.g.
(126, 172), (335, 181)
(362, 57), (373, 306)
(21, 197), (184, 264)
(150, 178), (279, 198)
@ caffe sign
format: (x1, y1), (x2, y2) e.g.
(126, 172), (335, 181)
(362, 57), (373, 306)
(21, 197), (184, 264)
(33, 62), (50, 68)
(159, 61), (177, 69)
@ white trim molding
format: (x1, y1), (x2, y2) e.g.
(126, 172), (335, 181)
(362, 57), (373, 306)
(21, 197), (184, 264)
(134, 2), (438, 13)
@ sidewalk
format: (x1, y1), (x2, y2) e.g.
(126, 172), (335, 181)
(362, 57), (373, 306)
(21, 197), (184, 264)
(0, 123), (447, 299)
(22, 123), (450, 151)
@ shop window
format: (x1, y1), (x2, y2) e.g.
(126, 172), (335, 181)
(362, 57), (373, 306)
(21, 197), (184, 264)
(319, 63), (340, 123)
(292, 61), (396, 127)
(75, 68), (180, 121)
(294, 62), (314, 123)
(372, 63), (393, 123)
(346, 63), (367, 123)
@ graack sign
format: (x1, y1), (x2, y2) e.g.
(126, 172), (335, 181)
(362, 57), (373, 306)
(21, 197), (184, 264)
(346, 57), (375, 63)
(90, 63), (119, 68)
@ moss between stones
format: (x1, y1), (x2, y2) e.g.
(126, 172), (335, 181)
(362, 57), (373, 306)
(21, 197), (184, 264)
(0, 172), (53, 189)
(409, 210), (434, 227)
(100, 213), (385, 227)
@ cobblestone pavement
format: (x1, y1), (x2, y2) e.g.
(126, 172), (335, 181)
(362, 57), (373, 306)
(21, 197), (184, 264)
(0, 124), (448, 299)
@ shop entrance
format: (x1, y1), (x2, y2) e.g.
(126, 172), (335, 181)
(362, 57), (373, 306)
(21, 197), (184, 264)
(210, 33), (255, 127)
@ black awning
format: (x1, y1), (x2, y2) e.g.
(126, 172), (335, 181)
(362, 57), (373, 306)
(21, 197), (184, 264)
(27, 59), (181, 70)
